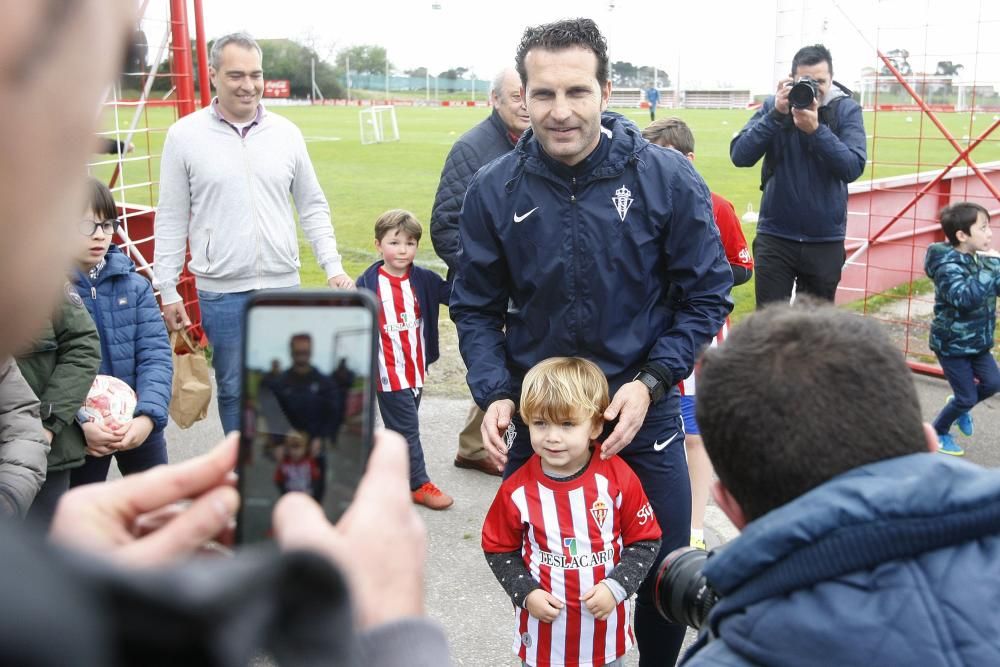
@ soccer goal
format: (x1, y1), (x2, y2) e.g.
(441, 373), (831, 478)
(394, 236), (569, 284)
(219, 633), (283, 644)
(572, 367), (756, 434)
(359, 105), (400, 145)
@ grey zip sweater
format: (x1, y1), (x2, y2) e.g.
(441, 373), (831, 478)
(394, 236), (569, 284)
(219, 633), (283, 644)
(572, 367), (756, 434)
(154, 102), (344, 303)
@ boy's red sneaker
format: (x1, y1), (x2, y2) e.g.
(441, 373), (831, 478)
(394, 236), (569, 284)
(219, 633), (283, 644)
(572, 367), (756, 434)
(411, 481), (454, 510)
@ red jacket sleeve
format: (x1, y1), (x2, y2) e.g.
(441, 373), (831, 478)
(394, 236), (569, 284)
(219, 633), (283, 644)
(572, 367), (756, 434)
(711, 193), (754, 271)
(482, 481), (524, 553)
(612, 458), (662, 545)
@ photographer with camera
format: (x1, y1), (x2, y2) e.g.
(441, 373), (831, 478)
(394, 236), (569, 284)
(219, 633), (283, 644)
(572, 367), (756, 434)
(731, 45), (866, 308)
(655, 301), (1000, 665)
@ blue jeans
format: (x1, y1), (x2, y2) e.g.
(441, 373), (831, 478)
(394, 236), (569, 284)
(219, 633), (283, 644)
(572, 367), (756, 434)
(504, 397), (691, 667)
(198, 289), (257, 435)
(933, 351), (1000, 434)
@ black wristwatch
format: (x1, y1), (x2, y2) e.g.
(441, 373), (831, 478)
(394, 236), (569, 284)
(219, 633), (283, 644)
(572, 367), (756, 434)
(632, 370), (666, 405)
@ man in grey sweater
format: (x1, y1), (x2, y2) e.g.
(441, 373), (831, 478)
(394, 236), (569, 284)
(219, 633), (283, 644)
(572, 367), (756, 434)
(154, 32), (353, 435)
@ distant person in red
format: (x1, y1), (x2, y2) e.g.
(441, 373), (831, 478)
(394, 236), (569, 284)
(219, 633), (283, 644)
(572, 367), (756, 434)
(643, 117), (753, 551)
(274, 429), (321, 499)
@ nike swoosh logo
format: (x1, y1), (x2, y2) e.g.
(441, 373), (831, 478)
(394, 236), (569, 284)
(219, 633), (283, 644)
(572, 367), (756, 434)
(652, 432), (680, 451)
(513, 207), (539, 223)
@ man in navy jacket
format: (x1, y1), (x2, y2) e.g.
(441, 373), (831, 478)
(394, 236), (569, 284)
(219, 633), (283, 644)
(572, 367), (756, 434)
(730, 44), (866, 307)
(684, 300), (1000, 666)
(450, 18), (733, 665)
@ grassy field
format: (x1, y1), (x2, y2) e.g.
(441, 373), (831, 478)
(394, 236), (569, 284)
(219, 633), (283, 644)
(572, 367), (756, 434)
(95, 104), (1000, 324)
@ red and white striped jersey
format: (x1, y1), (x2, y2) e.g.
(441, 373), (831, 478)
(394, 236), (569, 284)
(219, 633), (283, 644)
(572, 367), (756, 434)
(374, 267), (426, 392)
(678, 319), (729, 397)
(482, 452), (662, 667)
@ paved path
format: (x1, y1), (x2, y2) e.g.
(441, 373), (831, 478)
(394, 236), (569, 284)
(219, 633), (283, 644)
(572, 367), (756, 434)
(157, 371), (999, 666)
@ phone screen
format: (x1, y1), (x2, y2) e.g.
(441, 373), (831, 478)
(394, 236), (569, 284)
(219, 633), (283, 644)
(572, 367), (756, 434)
(237, 290), (376, 543)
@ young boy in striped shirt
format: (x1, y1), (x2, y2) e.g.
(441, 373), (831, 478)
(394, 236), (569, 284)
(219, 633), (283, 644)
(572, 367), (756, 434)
(482, 357), (662, 667)
(357, 210), (453, 509)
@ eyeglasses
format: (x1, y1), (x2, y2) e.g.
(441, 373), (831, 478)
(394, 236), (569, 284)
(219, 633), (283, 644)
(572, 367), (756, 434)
(79, 219), (118, 236)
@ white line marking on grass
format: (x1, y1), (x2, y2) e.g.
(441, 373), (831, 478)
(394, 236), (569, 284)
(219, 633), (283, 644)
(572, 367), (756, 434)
(303, 136), (342, 142)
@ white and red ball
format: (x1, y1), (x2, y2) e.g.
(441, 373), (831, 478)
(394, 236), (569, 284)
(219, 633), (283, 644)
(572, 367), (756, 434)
(82, 375), (137, 430)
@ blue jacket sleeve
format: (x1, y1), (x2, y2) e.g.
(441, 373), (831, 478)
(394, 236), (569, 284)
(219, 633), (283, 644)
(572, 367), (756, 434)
(730, 99), (781, 168)
(449, 175), (514, 408)
(650, 164), (734, 385)
(430, 141), (480, 274)
(804, 101), (867, 183)
(132, 280), (173, 430)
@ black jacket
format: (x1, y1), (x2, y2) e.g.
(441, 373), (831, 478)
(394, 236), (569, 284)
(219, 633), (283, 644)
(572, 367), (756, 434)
(430, 109), (517, 275)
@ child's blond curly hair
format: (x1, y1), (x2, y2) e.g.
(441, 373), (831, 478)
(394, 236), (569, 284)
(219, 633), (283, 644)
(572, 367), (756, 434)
(520, 357), (609, 428)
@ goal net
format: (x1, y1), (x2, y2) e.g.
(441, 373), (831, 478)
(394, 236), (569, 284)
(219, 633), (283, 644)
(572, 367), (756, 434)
(359, 105), (400, 145)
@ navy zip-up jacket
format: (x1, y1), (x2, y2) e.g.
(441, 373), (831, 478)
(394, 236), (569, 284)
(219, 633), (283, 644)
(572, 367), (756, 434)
(71, 246), (173, 431)
(451, 112), (734, 409)
(356, 260), (451, 368)
(730, 88), (866, 243)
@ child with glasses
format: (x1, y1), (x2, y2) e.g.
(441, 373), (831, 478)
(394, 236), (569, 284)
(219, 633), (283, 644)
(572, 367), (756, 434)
(68, 178), (173, 486)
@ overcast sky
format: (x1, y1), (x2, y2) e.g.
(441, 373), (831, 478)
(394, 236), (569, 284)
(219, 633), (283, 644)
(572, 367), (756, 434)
(171, 0), (999, 94)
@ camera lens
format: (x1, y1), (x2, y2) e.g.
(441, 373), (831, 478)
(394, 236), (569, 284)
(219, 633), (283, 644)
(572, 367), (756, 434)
(653, 546), (719, 630)
(788, 79), (817, 109)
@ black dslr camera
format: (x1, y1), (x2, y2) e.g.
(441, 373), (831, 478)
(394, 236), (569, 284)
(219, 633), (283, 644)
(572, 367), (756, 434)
(653, 546), (720, 630)
(788, 75), (820, 109)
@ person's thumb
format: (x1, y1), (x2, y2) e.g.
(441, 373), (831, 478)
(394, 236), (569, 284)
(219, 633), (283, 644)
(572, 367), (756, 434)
(120, 486), (239, 567)
(273, 492), (333, 552)
(604, 393), (624, 421)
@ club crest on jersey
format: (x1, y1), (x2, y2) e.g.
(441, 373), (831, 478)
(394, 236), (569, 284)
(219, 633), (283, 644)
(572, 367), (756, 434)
(504, 422), (517, 451)
(612, 184), (634, 223)
(590, 499), (609, 528)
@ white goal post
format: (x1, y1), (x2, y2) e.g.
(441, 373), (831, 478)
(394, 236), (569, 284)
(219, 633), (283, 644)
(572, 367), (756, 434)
(359, 105), (400, 145)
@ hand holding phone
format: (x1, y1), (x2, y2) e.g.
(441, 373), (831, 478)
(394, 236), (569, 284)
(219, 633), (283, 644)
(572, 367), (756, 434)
(237, 290), (377, 543)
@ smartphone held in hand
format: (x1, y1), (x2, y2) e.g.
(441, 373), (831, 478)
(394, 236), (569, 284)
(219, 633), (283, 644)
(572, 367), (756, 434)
(236, 290), (377, 543)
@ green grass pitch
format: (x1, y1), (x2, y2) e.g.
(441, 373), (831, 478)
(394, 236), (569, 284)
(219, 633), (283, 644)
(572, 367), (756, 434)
(95, 104), (1000, 322)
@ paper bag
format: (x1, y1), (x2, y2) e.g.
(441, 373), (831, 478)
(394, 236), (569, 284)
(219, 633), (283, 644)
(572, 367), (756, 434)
(169, 329), (212, 429)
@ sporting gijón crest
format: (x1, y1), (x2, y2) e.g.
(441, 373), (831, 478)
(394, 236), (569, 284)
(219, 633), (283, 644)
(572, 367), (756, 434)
(590, 498), (609, 528)
(612, 184), (633, 222)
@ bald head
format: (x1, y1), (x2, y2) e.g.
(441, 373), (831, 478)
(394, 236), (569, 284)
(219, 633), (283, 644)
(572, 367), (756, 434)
(492, 67), (530, 137)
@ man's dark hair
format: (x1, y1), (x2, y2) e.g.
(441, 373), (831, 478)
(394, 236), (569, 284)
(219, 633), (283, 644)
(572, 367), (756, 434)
(515, 18), (609, 88)
(641, 117), (695, 155)
(939, 201), (989, 245)
(696, 300), (926, 522)
(791, 44), (833, 77)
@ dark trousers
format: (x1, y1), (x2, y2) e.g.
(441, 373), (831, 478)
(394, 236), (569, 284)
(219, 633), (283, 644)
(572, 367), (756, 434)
(26, 469), (71, 529)
(376, 388), (430, 490)
(70, 429), (168, 486)
(933, 351), (1000, 434)
(753, 233), (845, 307)
(504, 400), (691, 666)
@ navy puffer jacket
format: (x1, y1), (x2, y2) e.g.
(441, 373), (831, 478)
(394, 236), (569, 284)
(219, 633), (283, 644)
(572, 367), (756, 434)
(72, 246), (173, 431)
(925, 242), (1000, 356)
(683, 453), (1000, 667)
(430, 109), (518, 275)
